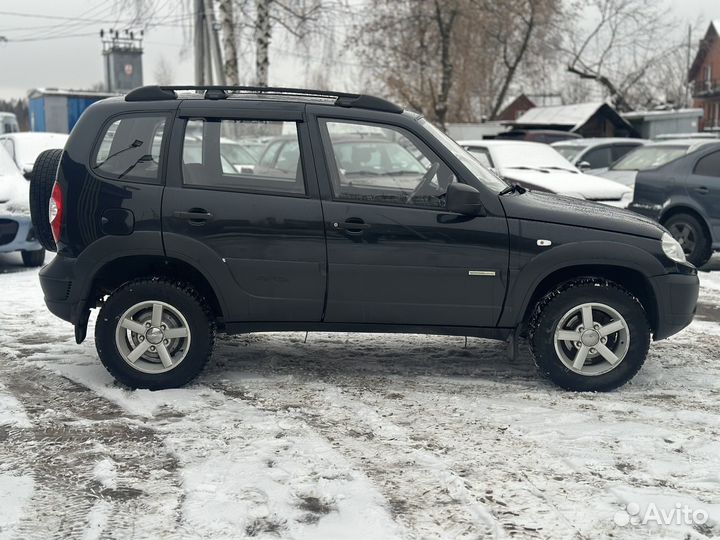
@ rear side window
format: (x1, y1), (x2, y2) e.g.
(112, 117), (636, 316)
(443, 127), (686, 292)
(693, 150), (720, 178)
(182, 119), (305, 195)
(93, 115), (167, 182)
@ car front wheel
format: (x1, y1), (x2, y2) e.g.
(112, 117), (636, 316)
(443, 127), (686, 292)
(529, 279), (650, 391)
(664, 213), (711, 268)
(95, 278), (215, 389)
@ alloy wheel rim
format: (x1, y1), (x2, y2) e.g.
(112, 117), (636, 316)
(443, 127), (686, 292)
(553, 302), (630, 376)
(115, 300), (191, 374)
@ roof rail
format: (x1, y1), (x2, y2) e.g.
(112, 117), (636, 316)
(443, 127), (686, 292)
(124, 85), (403, 113)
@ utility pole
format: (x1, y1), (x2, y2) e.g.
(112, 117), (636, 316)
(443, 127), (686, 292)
(194, 0), (205, 85)
(205, 0), (226, 85)
(218, 0), (239, 85)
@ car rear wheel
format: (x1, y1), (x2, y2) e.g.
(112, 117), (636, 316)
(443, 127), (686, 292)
(664, 213), (711, 268)
(21, 248), (45, 267)
(95, 278), (215, 389)
(29, 148), (63, 252)
(528, 279), (650, 391)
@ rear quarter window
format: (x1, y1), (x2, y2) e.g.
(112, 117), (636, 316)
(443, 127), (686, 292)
(93, 115), (168, 183)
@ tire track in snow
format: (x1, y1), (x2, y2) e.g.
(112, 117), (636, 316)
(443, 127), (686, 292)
(0, 363), (184, 539)
(214, 377), (510, 540)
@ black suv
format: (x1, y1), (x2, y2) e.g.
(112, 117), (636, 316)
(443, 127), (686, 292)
(31, 85), (699, 391)
(629, 142), (720, 267)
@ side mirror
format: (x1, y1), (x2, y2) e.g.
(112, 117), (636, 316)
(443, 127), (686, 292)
(577, 161), (591, 171)
(445, 183), (486, 216)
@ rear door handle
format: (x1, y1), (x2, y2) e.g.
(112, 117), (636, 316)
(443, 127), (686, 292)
(695, 186), (710, 195)
(173, 209), (214, 224)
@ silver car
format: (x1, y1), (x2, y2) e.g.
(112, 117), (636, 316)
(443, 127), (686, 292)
(0, 146), (44, 267)
(551, 137), (646, 174)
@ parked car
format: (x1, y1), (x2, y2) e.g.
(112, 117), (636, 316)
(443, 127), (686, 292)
(459, 140), (632, 207)
(493, 129), (582, 144)
(597, 139), (718, 188)
(0, 132), (69, 178)
(551, 138), (645, 173)
(629, 141), (720, 267)
(0, 112), (20, 135)
(653, 132), (719, 141)
(30, 85), (698, 393)
(0, 146), (45, 266)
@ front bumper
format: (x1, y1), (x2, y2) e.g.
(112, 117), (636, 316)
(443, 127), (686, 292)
(649, 270), (699, 340)
(0, 214), (42, 254)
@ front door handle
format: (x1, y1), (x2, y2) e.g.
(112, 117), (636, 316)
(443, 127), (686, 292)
(333, 219), (371, 234)
(173, 209), (214, 225)
(695, 186), (710, 195)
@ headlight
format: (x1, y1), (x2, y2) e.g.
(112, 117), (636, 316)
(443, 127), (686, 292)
(661, 232), (687, 263)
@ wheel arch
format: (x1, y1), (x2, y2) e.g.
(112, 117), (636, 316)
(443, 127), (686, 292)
(88, 255), (226, 324)
(518, 265), (658, 335)
(502, 240), (664, 335)
(660, 205), (713, 244)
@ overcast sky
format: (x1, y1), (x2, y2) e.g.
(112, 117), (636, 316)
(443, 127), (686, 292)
(0, 0), (718, 100)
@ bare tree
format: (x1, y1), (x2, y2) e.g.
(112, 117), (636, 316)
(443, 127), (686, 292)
(218, 0), (239, 85)
(154, 55), (175, 85)
(562, 0), (682, 111)
(356, 0), (561, 127)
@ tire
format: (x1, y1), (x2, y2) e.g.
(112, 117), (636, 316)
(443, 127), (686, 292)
(95, 278), (215, 390)
(664, 213), (711, 268)
(29, 148), (63, 252)
(21, 249), (46, 267)
(528, 278), (650, 392)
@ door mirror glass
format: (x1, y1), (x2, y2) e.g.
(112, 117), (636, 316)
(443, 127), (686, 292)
(445, 183), (485, 216)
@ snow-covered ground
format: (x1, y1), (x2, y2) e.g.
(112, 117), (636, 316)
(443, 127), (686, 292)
(1, 253), (719, 540)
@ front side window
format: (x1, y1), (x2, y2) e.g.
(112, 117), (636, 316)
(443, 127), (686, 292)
(182, 119), (304, 194)
(93, 115), (167, 182)
(583, 146), (612, 169)
(322, 119), (456, 208)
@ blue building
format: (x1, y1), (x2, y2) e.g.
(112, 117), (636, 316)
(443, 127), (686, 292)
(28, 88), (117, 134)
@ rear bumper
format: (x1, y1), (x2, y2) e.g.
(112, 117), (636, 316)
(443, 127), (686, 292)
(39, 255), (83, 324)
(649, 271), (699, 340)
(0, 214), (42, 254)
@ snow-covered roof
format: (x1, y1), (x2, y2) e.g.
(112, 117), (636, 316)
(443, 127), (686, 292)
(513, 102), (606, 130)
(27, 88), (118, 99)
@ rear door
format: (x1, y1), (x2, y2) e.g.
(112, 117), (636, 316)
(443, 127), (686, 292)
(162, 101), (327, 322)
(309, 110), (509, 327)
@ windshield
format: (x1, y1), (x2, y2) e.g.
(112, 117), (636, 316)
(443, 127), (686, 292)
(491, 143), (578, 171)
(610, 145), (688, 171)
(419, 118), (507, 193)
(15, 134), (69, 167)
(553, 144), (587, 162)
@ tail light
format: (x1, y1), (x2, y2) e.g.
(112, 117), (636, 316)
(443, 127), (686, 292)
(49, 181), (64, 243)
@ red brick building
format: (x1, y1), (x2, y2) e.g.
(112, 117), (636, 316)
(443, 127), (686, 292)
(689, 21), (720, 131)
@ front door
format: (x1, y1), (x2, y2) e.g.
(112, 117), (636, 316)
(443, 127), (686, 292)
(314, 116), (509, 327)
(162, 104), (327, 322)
(688, 148), (720, 243)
